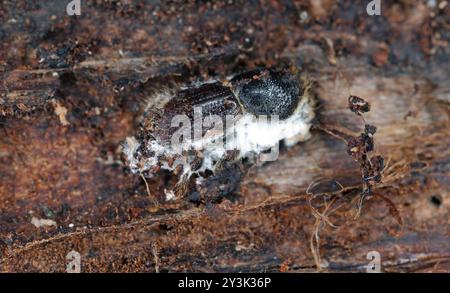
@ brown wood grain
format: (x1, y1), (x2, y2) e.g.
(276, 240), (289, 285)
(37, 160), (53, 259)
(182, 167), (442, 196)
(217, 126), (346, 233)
(0, 0), (448, 272)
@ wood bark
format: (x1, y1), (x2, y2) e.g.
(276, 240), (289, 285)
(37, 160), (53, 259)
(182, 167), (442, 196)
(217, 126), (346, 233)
(0, 0), (448, 272)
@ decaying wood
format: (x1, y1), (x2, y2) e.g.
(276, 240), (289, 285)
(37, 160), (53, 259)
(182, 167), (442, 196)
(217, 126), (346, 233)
(0, 0), (449, 272)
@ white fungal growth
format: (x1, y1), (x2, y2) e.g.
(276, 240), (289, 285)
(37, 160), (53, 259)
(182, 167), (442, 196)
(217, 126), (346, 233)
(122, 136), (141, 173)
(164, 189), (176, 201)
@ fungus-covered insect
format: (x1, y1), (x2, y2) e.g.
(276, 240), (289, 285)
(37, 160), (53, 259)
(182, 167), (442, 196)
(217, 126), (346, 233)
(123, 68), (315, 202)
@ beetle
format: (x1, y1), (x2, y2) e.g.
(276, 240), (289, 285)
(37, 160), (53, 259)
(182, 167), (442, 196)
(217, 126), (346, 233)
(122, 68), (315, 202)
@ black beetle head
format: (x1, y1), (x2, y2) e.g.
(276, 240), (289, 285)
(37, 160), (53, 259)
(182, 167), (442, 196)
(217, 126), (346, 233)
(231, 69), (300, 120)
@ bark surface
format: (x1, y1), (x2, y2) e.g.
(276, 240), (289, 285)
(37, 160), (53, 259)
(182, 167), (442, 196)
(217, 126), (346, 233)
(0, 0), (448, 272)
